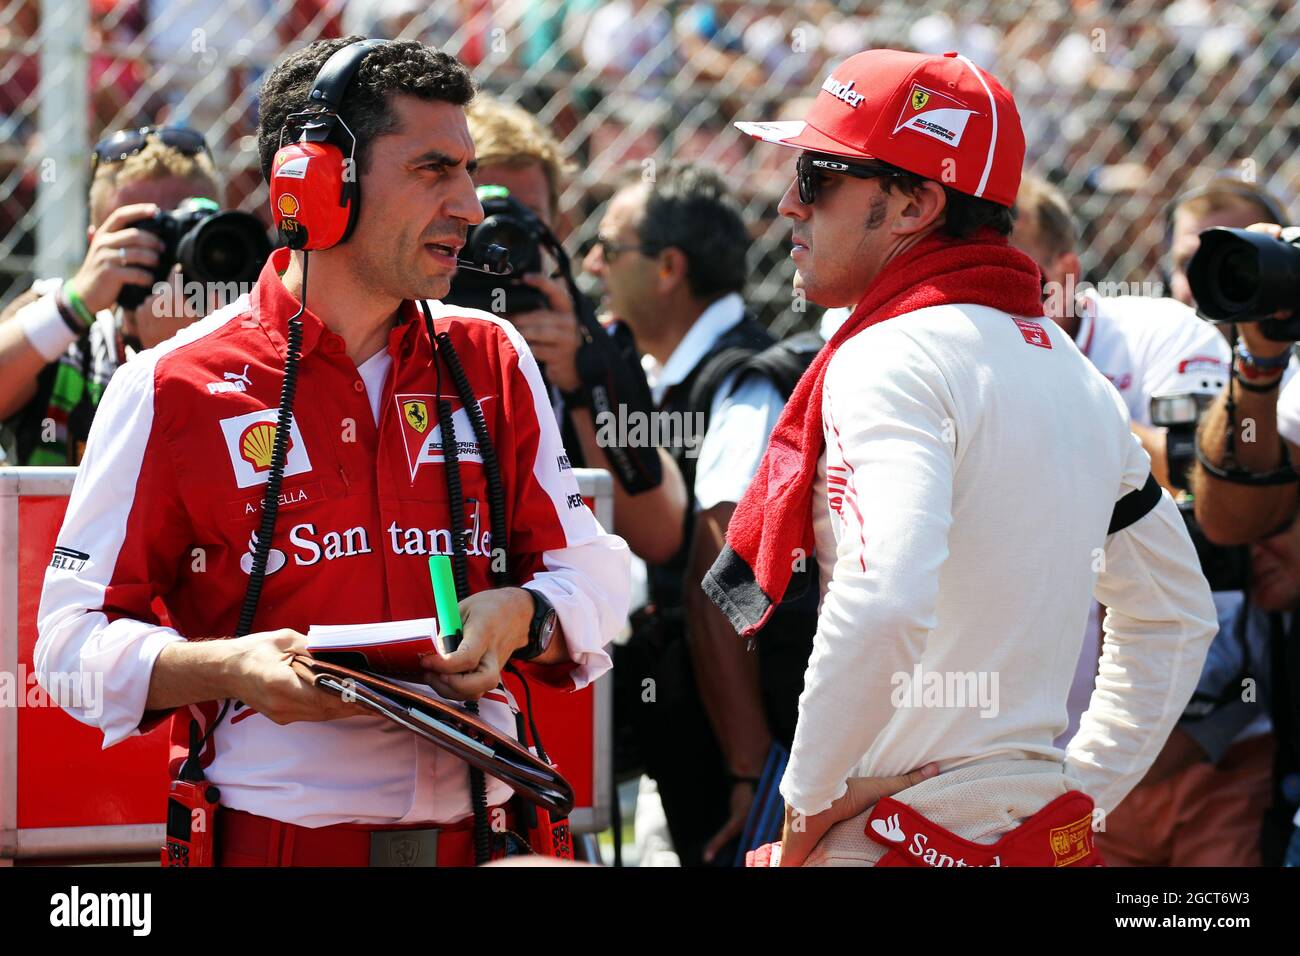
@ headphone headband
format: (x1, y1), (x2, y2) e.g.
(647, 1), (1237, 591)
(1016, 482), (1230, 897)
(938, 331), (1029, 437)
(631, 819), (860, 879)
(309, 38), (389, 113)
(270, 38), (389, 250)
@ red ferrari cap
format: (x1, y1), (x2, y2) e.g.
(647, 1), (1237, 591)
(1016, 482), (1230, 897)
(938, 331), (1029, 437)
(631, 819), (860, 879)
(737, 49), (1025, 208)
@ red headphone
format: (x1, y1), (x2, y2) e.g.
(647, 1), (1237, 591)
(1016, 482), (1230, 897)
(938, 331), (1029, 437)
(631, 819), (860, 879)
(269, 39), (388, 251)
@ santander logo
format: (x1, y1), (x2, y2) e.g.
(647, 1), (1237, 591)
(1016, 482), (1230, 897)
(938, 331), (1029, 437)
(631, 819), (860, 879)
(822, 74), (865, 108)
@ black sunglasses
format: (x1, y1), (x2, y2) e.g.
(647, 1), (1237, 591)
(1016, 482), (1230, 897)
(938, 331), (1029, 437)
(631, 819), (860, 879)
(91, 126), (211, 171)
(591, 234), (650, 263)
(796, 153), (904, 205)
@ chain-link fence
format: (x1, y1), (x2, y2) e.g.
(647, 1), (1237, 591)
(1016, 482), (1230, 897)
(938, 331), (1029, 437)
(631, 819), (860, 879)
(3, 0), (1298, 335)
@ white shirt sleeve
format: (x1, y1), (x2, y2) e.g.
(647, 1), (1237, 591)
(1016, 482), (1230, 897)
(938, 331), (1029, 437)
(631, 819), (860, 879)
(693, 370), (786, 511)
(489, 312), (632, 690)
(35, 353), (188, 747)
(1276, 359), (1300, 446)
(779, 334), (956, 816)
(1064, 432), (1219, 813)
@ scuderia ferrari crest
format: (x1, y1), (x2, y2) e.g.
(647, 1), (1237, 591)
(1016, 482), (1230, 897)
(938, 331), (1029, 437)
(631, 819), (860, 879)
(395, 392), (495, 481)
(403, 399), (430, 434)
(894, 83), (980, 148)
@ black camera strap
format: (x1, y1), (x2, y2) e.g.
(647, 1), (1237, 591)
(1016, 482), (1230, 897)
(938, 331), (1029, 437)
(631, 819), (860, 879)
(1195, 331), (1300, 487)
(535, 226), (664, 495)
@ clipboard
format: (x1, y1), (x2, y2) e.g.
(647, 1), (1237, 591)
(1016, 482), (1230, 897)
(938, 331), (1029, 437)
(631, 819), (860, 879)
(291, 655), (574, 817)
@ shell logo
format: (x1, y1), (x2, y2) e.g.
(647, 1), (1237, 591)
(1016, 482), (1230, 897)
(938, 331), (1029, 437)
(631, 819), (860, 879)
(239, 421), (293, 471)
(277, 194), (300, 218)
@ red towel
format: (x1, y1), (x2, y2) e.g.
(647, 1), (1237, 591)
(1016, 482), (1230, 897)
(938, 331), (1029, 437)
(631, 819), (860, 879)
(702, 228), (1045, 637)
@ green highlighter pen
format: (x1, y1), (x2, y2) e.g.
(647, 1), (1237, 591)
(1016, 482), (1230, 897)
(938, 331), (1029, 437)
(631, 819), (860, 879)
(428, 555), (463, 655)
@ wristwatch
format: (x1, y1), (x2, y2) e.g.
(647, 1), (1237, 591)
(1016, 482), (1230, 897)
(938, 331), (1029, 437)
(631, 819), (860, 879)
(515, 587), (558, 662)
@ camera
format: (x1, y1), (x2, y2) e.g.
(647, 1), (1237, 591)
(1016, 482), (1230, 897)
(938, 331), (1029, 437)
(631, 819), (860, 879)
(117, 197), (273, 310)
(445, 186), (549, 315)
(1151, 388), (1250, 591)
(1186, 226), (1300, 338)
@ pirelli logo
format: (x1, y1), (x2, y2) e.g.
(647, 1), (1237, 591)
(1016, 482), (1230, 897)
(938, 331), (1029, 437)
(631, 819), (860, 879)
(49, 546), (89, 573)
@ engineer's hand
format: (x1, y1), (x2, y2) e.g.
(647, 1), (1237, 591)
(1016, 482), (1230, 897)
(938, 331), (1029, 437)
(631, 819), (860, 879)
(420, 587), (532, 701)
(779, 763), (940, 867)
(67, 203), (165, 315)
(228, 628), (369, 724)
(511, 272), (582, 393)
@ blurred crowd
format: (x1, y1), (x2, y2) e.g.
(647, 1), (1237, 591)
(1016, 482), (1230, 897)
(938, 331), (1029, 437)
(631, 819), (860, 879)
(2, 4), (1300, 868)
(2, 1), (1298, 313)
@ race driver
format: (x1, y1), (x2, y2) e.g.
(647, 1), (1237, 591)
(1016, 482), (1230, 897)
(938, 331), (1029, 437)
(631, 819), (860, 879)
(35, 37), (630, 866)
(705, 49), (1218, 866)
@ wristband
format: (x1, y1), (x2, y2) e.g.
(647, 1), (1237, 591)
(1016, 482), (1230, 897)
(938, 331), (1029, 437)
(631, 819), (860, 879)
(1232, 369), (1283, 393)
(1234, 340), (1291, 375)
(19, 292), (80, 361)
(53, 287), (87, 334)
(62, 281), (96, 329)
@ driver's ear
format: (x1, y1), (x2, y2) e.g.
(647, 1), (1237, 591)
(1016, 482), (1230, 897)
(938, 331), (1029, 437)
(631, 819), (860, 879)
(894, 179), (947, 236)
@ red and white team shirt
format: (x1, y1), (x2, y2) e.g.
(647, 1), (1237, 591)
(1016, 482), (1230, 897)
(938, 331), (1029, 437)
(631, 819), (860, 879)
(36, 248), (631, 827)
(1071, 289), (1229, 425)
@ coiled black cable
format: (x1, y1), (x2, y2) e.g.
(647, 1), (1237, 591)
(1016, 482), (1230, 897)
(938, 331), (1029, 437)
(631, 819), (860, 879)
(422, 303), (499, 864)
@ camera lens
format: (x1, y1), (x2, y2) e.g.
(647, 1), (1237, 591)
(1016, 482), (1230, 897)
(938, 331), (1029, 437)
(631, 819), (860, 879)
(1188, 226), (1300, 326)
(1217, 247), (1259, 307)
(178, 211), (271, 286)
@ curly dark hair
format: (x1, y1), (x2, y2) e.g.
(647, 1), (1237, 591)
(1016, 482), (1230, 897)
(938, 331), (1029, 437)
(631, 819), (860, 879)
(256, 36), (475, 184)
(621, 161), (751, 300)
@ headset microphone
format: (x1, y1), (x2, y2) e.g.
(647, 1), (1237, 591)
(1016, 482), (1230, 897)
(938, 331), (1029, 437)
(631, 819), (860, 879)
(455, 243), (512, 276)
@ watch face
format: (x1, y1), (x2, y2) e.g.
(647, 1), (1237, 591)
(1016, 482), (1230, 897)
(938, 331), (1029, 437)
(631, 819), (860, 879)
(539, 609), (558, 645)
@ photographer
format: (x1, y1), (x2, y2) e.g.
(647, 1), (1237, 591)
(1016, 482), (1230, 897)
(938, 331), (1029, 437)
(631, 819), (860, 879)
(0, 127), (222, 465)
(1192, 223), (1298, 546)
(461, 94), (687, 564)
(1188, 183), (1300, 865)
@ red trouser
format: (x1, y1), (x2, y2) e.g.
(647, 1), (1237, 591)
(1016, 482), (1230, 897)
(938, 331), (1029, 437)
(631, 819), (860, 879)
(216, 806), (509, 867)
(867, 790), (1104, 867)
